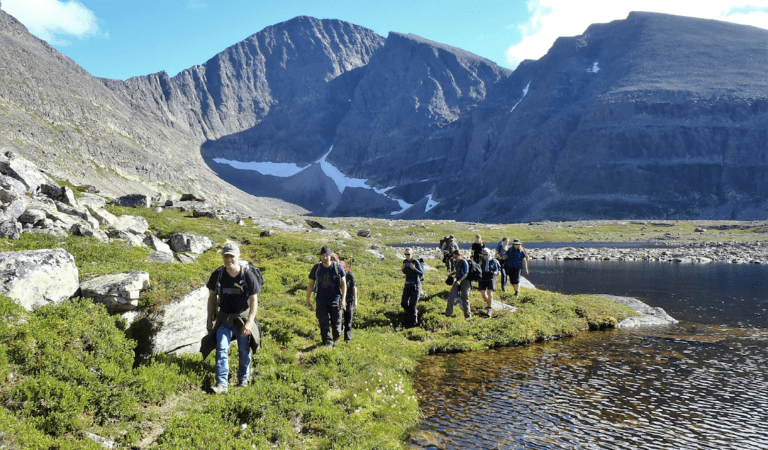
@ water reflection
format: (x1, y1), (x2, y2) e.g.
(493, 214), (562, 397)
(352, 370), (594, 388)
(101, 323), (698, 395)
(412, 261), (768, 449)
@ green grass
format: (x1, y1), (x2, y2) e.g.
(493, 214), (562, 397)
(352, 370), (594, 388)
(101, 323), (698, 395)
(0, 209), (650, 449)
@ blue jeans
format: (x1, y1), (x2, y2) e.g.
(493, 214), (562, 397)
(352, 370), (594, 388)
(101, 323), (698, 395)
(215, 322), (251, 386)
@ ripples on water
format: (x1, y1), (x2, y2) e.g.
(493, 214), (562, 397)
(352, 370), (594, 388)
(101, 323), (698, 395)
(412, 261), (768, 449)
(412, 326), (768, 449)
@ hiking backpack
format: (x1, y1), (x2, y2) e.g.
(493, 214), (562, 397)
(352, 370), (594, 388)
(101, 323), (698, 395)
(216, 261), (264, 295)
(465, 259), (482, 282)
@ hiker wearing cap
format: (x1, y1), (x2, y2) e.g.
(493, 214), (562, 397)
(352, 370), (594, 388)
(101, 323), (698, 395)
(471, 234), (485, 263)
(401, 247), (423, 328)
(479, 248), (500, 317)
(206, 244), (260, 394)
(495, 237), (510, 291)
(504, 239), (529, 299)
(306, 246), (347, 348)
(446, 250), (471, 319)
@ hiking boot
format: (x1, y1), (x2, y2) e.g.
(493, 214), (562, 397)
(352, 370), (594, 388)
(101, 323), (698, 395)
(324, 341), (334, 349)
(514, 291), (520, 299)
(211, 384), (228, 394)
(238, 379), (248, 388)
(486, 308), (493, 318)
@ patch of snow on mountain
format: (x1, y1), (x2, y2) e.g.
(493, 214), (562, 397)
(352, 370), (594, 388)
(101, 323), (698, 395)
(510, 81), (531, 113)
(592, 62), (600, 73)
(318, 147), (373, 194)
(390, 199), (414, 216)
(425, 194), (439, 212)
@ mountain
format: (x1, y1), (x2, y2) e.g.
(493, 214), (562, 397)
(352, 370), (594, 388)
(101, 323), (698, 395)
(1, 10), (766, 221)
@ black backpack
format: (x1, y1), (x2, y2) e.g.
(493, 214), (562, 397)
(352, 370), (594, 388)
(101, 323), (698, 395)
(418, 258), (425, 282)
(465, 259), (482, 282)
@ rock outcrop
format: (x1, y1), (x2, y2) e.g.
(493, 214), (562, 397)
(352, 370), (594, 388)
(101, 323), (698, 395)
(0, 249), (79, 310)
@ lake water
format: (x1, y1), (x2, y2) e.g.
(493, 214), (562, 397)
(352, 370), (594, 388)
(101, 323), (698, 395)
(410, 260), (768, 449)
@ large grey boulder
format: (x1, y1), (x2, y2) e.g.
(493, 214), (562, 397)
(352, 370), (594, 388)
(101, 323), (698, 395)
(0, 220), (20, 240)
(0, 152), (60, 195)
(144, 286), (209, 355)
(144, 235), (173, 254)
(0, 249), (80, 310)
(79, 271), (150, 311)
(169, 232), (213, 254)
(601, 295), (679, 327)
(112, 194), (150, 208)
(114, 215), (149, 235)
(1, 199), (26, 222)
(0, 174), (27, 200)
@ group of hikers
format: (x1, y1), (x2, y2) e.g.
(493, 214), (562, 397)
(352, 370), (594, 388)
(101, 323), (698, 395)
(202, 235), (528, 394)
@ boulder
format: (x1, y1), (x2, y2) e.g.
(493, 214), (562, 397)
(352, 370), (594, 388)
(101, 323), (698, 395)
(0, 220), (20, 240)
(114, 215), (149, 235)
(180, 193), (206, 202)
(85, 205), (121, 229)
(18, 208), (46, 225)
(71, 223), (109, 241)
(305, 219), (325, 229)
(0, 249), (80, 310)
(112, 194), (150, 208)
(1, 199), (27, 222)
(169, 232), (213, 254)
(192, 208), (217, 219)
(77, 194), (107, 210)
(144, 235), (173, 254)
(603, 295), (679, 327)
(0, 152), (60, 194)
(107, 229), (145, 247)
(79, 271), (150, 311)
(143, 286), (209, 355)
(357, 229), (372, 237)
(0, 174), (27, 199)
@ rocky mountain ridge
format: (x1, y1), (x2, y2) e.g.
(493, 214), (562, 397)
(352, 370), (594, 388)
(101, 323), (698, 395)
(1, 10), (766, 221)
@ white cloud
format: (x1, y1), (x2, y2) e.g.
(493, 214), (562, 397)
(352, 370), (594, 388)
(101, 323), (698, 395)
(505, 1), (768, 68)
(2, 0), (102, 45)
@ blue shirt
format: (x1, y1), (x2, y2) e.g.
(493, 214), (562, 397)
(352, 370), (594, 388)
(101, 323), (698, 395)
(402, 259), (423, 283)
(506, 249), (528, 269)
(455, 259), (469, 281)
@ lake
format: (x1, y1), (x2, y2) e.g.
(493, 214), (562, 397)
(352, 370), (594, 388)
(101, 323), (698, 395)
(410, 259), (768, 449)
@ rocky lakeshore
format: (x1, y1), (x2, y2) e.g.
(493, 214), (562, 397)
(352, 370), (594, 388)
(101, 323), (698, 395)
(527, 240), (768, 264)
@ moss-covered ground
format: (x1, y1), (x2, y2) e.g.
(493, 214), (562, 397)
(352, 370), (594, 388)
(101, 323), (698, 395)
(0, 209), (688, 449)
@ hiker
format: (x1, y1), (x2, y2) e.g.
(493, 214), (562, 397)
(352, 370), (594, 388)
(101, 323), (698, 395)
(440, 235), (457, 272)
(342, 261), (358, 342)
(471, 234), (485, 263)
(446, 249), (471, 319)
(206, 244), (260, 394)
(401, 247), (423, 327)
(479, 248), (500, 317)
(306, 246), (347, 348)
(495, 237), (510, 291)
(505, 239), (529, 299)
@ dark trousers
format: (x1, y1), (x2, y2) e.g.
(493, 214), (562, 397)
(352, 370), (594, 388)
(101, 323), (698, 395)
(316, 295), (342, 345)
(401, 282), (421, 326)
(343, 302), (355, 342)
(499, 265), (508, 291)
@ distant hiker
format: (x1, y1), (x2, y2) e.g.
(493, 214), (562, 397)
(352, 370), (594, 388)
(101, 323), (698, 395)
(471, 234), (485, 263)
(342, 261), (358, 342)
(505, 239), (529, 299)
(306, 246), (347, 348)
(401, 247), (423, 327)
(446, 250), (471, 319)
(495, 237), (510, 291)
(206, 244), (260, 394)
(440, 235), (458, 272)
(479, 248), (500, 317)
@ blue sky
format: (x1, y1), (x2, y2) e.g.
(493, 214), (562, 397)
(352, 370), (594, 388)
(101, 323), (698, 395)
(3, 0), (768, 81)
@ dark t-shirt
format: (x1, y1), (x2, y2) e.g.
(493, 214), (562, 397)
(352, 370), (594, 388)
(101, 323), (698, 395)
(309, 262), (345, 301)
(207, 266), (260, 314)
(471, 242), (485, 262)
(344, 270), (356, 302)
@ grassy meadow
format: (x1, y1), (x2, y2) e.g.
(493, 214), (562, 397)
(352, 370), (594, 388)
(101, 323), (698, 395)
(0, 208), (689, 449)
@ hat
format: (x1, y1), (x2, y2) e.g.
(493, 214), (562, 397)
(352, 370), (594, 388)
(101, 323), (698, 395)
(318, 246), (332, 255)
(222, 244), (240, 256)
(452, 249), (461, 256)
(511, 239), (522, 245)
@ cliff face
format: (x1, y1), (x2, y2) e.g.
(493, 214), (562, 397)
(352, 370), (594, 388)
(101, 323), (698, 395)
(1, 10), (767, 221)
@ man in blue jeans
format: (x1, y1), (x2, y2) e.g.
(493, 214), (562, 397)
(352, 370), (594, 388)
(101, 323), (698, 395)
(206, 244), (260, 394)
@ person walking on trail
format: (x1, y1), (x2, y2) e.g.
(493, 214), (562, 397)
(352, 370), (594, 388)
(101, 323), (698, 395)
(471, 234), (485, 263)
(306, 246), (347, 348)
(505, 239), (529, 299)
(446, 250), (472, 319)
(440, 235), (458, 272)
(479, 248), (500, 317)
(401, 247), (423, 328)
(342, 263), (358, 342)
(206, 244), (260, 394)
(495, 237), (510, 291)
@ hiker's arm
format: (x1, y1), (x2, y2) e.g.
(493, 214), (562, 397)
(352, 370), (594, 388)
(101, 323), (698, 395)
(340, 275), (347, 309)
(207, 290), (218, 331)
(352, 286), (358, 308)
(243, 294), (258, 336)
(524, 257), (529, 274)
(306, 280), (315, 308)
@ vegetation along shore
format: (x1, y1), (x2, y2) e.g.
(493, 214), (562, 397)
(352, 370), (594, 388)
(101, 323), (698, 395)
(2, 203), (767, 448)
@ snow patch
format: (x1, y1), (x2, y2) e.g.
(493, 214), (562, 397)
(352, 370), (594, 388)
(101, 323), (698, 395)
(213, 158), (309, 177)
(317, 147), (372, 194)
(510, 81), (531, 112)
(591, 62), (600, 73)
(390, 199), (414, 216)
(425, 194), (439, 212)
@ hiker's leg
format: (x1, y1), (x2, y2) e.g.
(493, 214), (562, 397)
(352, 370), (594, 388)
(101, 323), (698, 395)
(215, 325), (234, 386)
(236, 334), (251, 382)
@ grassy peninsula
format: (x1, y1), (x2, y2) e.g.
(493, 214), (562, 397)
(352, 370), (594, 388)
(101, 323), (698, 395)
(1, 209), (675, 449)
